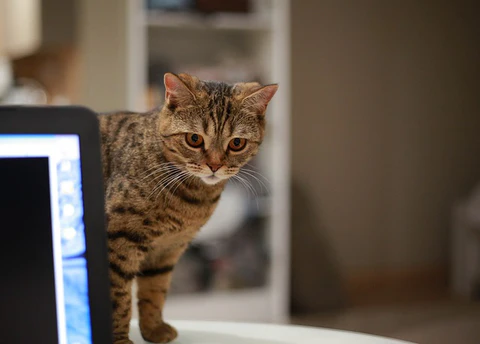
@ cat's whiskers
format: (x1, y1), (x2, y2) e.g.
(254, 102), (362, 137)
(143, 167), (174, 183)
(149, 170), (186, 200)
(149, 173), (178, 200)
(141, 162), (170, 173)
(148, 169), (183, 199)
(140, 162), (175, 177)
(145, 165), (183, 185)
(155, 171), (190, 203)
(154, 170), (191, 201)
(243, 166), (270, 183)
(145, 163), (188, 199)
(236, 174), (257, 198)
(239, 169), (269, 194)
(141, 162), (182, 181)
(165, 173), (194, 207)
(232, 174), (259, 210)
(186, 174), (196, 188)
(229, 176), (243, 192)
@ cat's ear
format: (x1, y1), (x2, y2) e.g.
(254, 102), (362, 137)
(237, 83), (279, 115)
(164, 73), (196, 107)
(176, 73), (200, 88)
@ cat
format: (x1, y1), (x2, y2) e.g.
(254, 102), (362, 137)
(99, 72), (278, 344)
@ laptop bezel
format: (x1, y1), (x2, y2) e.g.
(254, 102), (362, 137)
(0, 106), (113, 344)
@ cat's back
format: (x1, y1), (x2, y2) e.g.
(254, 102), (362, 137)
(98, 111), (141, 138)
(98, 111), (154, 182)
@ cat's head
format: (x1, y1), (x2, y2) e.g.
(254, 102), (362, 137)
(159, 72), (278, 185)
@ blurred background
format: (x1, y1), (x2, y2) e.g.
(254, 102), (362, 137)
(1, 0), (480, 343)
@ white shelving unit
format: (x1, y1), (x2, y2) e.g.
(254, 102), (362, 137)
(79, 0), (290, 324)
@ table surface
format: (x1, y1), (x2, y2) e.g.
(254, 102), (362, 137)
(129, 320), (415, 344)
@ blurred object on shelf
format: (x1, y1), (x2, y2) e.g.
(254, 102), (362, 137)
(466, 184), (480, 225)
(0, 0), (41, 59)
(145, 0), (249, 14)
(195, 0), (249, 14)
(0, 0), (42, 104)
(12, 46), (78, 104)
(0, 77), (47, 105)
(0, 56), (13, 99)
(181, 52), (262, 83)
(451, 182), (480, 300)
(214, 216), (269, 290)
(171, 217), (268, 294)
(146, 0), (194, 12)
(195, 183), (250, 244)
(146, 10), (270, 31)
(171, 244), (211, 293)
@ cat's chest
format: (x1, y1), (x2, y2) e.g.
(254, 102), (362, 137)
(148, 201), (218, 250)
(152, 199), (218, 234)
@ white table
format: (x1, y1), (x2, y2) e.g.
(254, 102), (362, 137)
(130, 320), (415, 344)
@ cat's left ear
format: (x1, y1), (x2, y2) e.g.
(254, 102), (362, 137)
(241, 84), (279, 115)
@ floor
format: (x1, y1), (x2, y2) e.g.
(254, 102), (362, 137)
(290, 300), (480, 344)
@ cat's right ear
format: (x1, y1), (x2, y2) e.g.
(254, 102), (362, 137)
(164, 73), (196, 108)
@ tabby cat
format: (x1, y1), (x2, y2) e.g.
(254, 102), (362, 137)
(99, 72), (278, 343)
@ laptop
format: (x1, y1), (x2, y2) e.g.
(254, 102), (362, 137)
(0, 106), (112, 344)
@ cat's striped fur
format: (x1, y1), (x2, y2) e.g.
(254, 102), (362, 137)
(99, 73), (277, 343)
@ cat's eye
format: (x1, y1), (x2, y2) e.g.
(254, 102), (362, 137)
(228, 138), (247, 152)
(186, 133), (204, 148)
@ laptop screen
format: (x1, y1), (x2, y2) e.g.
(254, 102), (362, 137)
(0, 134), (92, 344)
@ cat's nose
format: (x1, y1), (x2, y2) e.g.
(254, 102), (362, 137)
(207, 163), (222, 173)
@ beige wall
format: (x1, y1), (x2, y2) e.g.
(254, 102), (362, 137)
(291, 0), (480, 280)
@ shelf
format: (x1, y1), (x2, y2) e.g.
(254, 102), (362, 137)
(146, 11), (271, 32)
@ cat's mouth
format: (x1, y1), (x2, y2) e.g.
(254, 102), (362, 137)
(201, 175), (222, 185)
(185, 164), (233, 185)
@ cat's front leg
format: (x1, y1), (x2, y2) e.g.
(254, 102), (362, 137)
(107, 214), (151, 342)
(109, 270), (134, 344)
(105, 177), (156, 343)
(108, 242), (146, 344)
(136, 246), (187, 343)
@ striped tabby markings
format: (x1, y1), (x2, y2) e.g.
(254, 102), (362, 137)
(136, 248), (185, 343)
(109, 261), (136, 281)
(138, 265), (174, 277)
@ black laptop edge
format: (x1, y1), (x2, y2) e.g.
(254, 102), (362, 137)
(0, 106), (113, 344)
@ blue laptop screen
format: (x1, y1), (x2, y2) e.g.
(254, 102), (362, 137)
(0, 134), (92, 344)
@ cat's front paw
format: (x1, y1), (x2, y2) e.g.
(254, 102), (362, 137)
(114, 338), (134, 344)
(140, 322), (178, 343)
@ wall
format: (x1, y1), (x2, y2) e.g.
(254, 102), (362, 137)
(290, 0), (480, 308)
